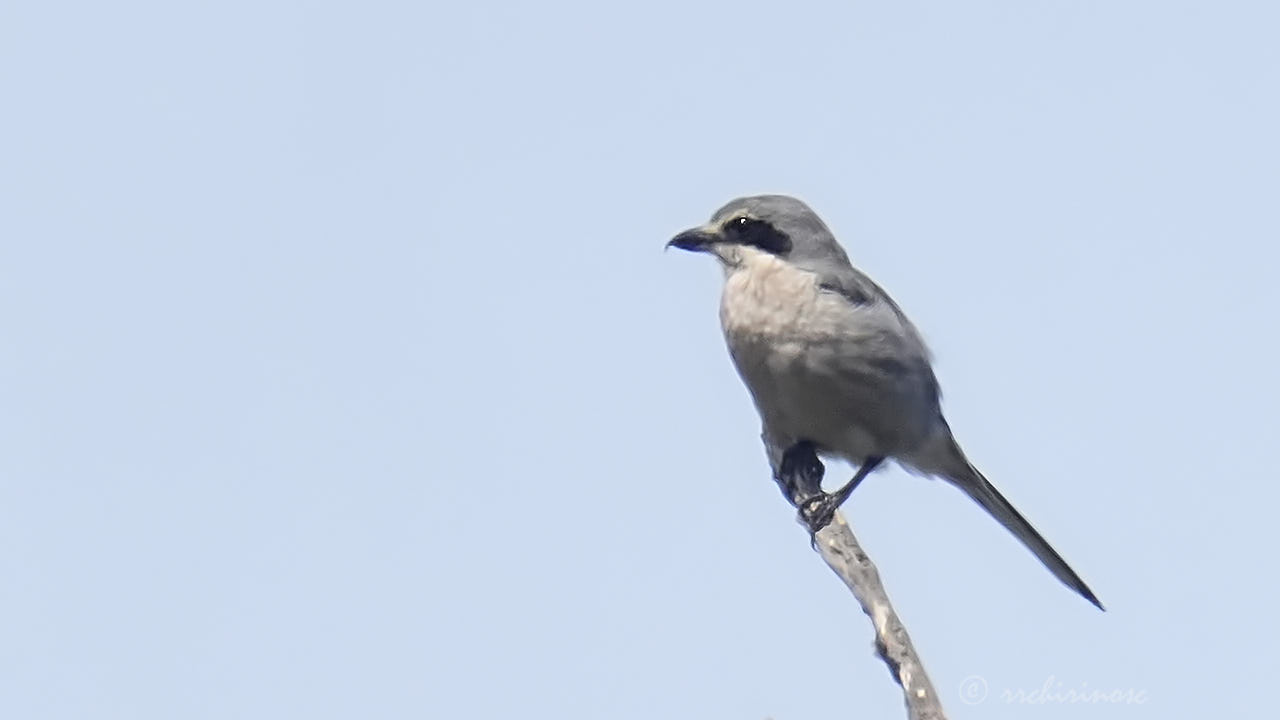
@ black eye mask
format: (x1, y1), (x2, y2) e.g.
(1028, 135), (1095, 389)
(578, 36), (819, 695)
(724, 216), (793, 256)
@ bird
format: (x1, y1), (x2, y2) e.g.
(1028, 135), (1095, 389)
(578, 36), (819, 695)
(667, 194), (1103, 610)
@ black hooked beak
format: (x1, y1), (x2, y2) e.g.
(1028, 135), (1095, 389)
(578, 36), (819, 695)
(666, 227), (721, 252)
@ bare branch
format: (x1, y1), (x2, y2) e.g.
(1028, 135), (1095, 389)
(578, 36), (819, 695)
(769, 440), (947, 720)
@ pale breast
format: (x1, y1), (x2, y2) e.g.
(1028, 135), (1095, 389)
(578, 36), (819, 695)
(717, 251), (891, 459)
(718, 251), (828, 344)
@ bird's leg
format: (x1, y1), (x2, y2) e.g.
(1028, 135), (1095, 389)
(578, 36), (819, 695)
(777, 442), (831, 549)
(799, 456), (885, 537)
(777, 441), (825, 503)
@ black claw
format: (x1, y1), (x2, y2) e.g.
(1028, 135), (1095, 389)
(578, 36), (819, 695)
(792, 455), (886, 547)
(800, 493), (840, 535)
(777, 445), (885, 549)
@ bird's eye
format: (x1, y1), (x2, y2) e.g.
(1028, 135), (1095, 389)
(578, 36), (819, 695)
(725, 216), (754, 236)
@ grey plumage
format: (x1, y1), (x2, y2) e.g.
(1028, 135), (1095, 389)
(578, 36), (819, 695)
(669, 194), (1102, 610)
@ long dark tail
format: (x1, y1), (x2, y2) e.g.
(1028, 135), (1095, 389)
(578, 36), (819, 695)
(947, 462), (1104, 611)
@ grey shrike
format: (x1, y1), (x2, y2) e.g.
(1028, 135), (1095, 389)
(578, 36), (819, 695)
(668, 194), (1102, 610)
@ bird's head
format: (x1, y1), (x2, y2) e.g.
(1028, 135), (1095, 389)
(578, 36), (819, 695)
(667, 194), (849, 269)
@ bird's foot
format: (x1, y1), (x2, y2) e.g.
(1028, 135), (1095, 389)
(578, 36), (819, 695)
(796, 455), (885, 547)
(798, 492), (840, 546)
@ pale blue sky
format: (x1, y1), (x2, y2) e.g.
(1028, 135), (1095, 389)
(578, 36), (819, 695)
(2, 1), (1277, 718)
